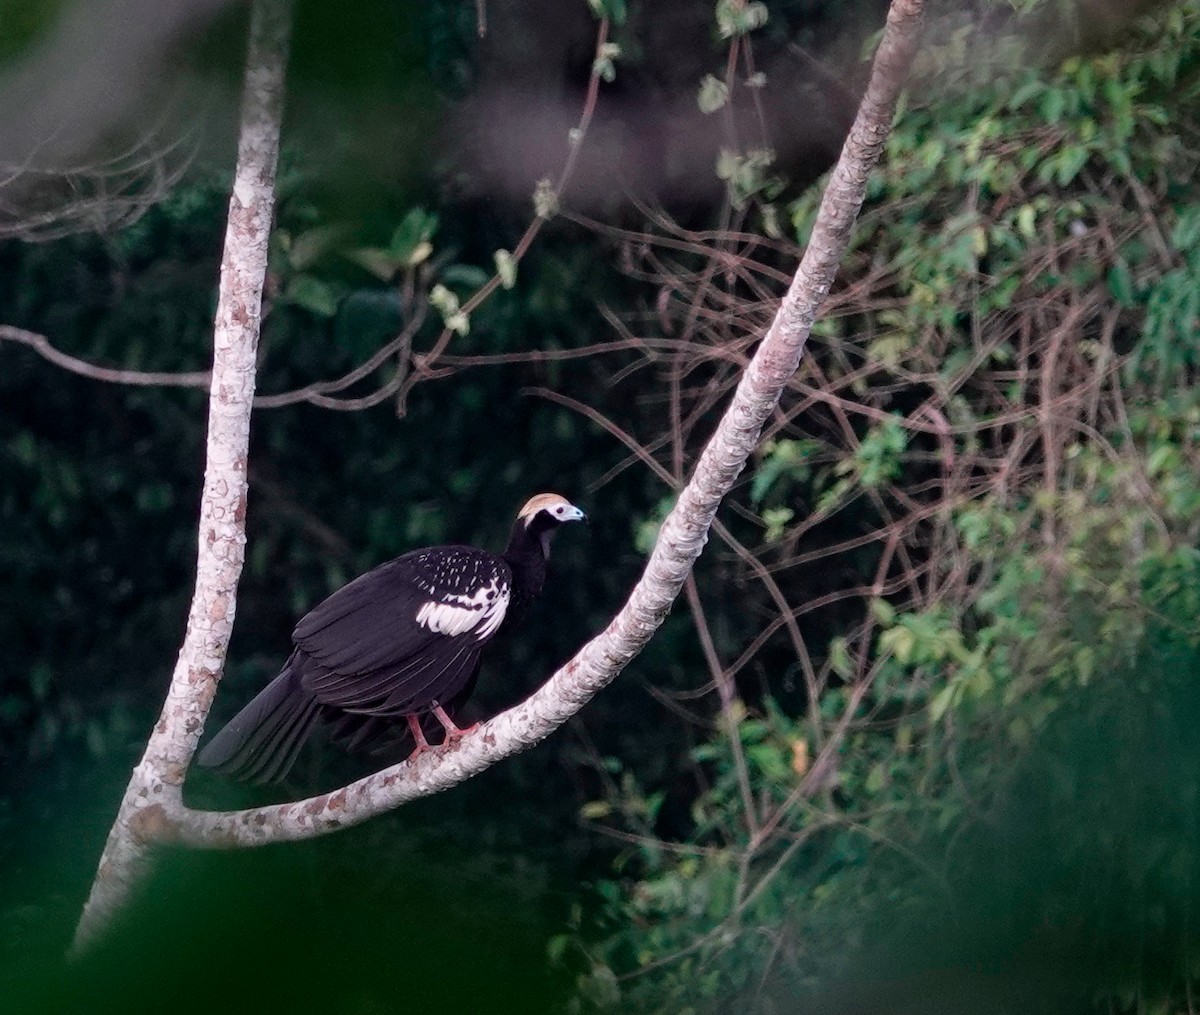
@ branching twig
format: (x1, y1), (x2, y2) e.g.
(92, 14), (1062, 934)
(4, 20), (615, 417)
(0, 325), (211, 387)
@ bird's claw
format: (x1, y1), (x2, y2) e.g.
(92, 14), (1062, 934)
(431, 703), (477, 744)
(405, 713), (431, 754)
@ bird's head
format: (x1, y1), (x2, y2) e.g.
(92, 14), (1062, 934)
(515, 492), (586, 557)
(518, 492), (587, 527)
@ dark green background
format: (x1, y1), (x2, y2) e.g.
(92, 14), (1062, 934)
(3, 1), (1199, 1012)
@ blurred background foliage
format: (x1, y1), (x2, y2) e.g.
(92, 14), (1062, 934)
(1, 0), (1199, 1012)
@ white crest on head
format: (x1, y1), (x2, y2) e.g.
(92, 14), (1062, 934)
(518, 492), (586, 527)
(518, 492), (570, 522)
(415, 576), (510, 640)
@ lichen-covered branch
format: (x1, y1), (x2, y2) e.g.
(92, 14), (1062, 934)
(155, 0), (927, 850)
(71, 0), (293, 954)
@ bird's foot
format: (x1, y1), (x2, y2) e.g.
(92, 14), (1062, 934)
(406, 713), (431, 754)
(431, 703), (478, 744)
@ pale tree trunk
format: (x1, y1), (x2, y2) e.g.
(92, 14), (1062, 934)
(73, 0), (926, 946)
(71, 0), (293, 956)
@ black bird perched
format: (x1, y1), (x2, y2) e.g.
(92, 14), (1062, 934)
(198, 492), (586, 783)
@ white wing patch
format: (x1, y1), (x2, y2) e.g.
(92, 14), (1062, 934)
(415, 576), (510, 641)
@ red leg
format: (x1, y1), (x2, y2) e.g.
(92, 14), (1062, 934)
(431, 703), (478, 741)
(406, 713), (431, 754)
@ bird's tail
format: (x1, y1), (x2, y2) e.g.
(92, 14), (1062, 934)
(197, 663), (320, 784)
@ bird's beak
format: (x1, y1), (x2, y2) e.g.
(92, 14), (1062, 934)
(566, 505), (587, 523)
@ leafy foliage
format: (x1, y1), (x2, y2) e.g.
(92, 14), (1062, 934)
(561, 3), (1200, 1010)
(3, 2), (1199, 1013)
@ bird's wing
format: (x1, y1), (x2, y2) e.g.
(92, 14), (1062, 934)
(292, 547), (511, 714)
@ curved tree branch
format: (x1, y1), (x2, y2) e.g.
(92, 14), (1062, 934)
(71, 0), (293, 954)
(0, 325), (211, 387)
(143, 0), (928, 849)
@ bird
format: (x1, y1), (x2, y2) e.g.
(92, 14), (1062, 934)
(197, 492), (586, 783)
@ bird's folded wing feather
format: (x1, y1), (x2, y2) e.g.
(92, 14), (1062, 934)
(292, 546), (511, 714)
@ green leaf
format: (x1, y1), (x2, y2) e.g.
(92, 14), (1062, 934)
(1172, 207), (1200, 250)
(762, 506), (794, 541)
(1107, 260), (1135, 306)
(389, 208), (438, 265)
(546, 934), (572, 965)
(880, 625), (916, 665)
(344, 247), (399, 282)
(634, 495), (676, 554)
(748, 743), (790, 781)
(1146, 444), (1176, 477)
(1017, 202), (1036, 239)
(1039, 88), (1066, 123)
(829, 636), (854, 679)
(871, 598), (896, 627)
(929, 683), (956, 723)
(1008, 78), (1042, 110)
(288, 224), (349, 270)
(580, 800), (613, 819)
(405, 242), (433, 268)
(283, 275), (340, 317)
(750, 439), (811, 504)
(1054, 144), (1090, 186)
